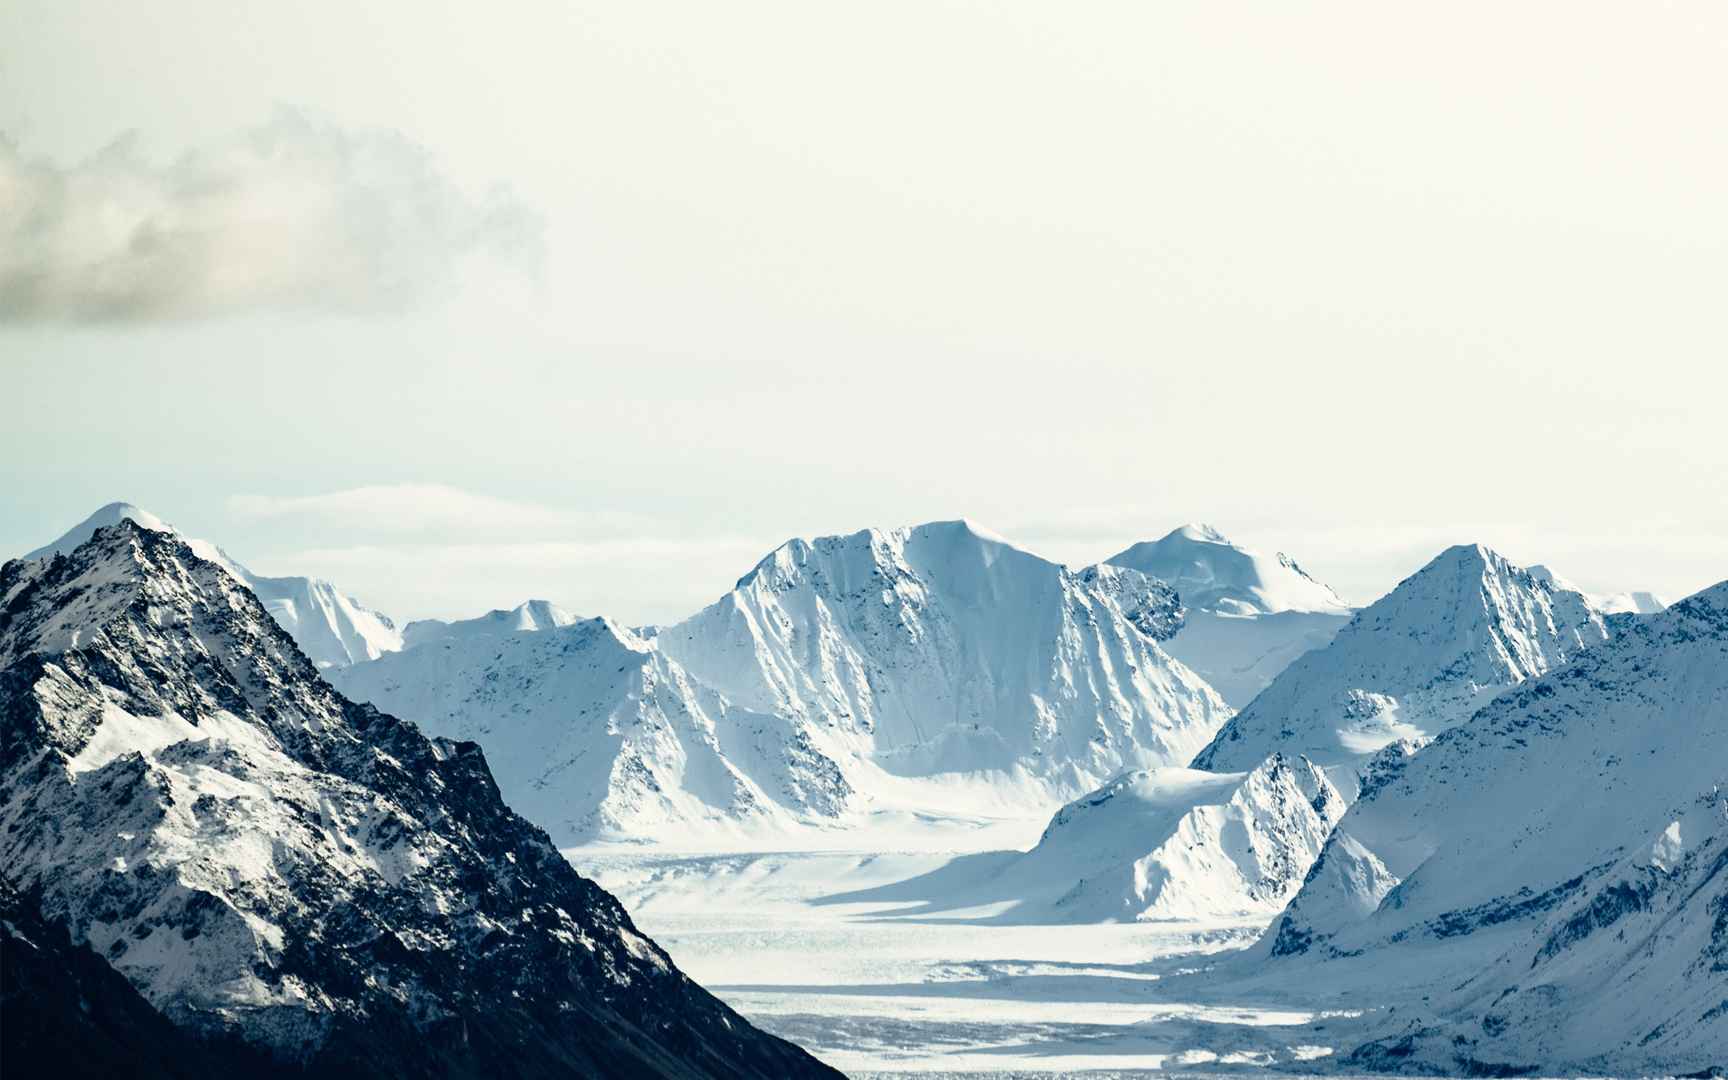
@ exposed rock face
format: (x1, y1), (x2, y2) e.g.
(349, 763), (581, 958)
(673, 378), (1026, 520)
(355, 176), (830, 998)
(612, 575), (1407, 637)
(1263, 580), (1728, 1076)
(1193, 543), (1610, 782)
(2, 876), (291, 1079)
(0, 521), (839, 1078)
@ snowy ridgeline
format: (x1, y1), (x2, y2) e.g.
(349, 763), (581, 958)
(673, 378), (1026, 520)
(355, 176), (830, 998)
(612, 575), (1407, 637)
(5, 503), (1720, 1075)
(1246, 580), (1728, 1075)
(332, 520), (1233, 846)
(0, 521), (837, 1078)
(804, 539), (1671, 934)
(28, 503), (403, 669)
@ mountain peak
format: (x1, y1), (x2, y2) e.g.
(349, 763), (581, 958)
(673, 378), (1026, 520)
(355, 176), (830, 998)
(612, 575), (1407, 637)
(22, 502), (172, 561)
(1191, 542), (1611, 774)
(1108, 525), (1349, 616)
(20, 504), (400, 669)
(1430, 540), (1497, 567)
(1167, 522), (1232, 545)
(1, 515), (838, 1077)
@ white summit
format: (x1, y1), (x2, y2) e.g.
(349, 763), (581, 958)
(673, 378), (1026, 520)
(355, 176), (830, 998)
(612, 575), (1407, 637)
(1192, 543), (1610, 785)
(1107, 524), (1353, 708)
(23, 502), (402, 669)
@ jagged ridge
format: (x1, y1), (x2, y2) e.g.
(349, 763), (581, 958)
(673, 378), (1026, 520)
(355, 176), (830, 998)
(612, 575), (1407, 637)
(0, 521), (838, 1078)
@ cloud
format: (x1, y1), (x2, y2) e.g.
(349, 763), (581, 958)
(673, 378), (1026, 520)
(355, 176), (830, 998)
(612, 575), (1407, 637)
(0, 108), (541, 322)
(229, 484), (641, 535)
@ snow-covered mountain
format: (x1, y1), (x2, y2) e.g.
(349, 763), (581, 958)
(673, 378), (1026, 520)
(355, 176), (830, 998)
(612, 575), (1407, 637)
(331, 617), (849, 846)
(24, 502), (402, 669)
(1260, 580), (1728, 1075)
(401, 599), (579, 649)
(869, 754), (1344, 923)
(1107, 525), (1353, 708)
(1016, 755), (1343, 922)
(334, 520), (1229, 844)
(657, 520), (1227, 787)
(1192, 543), (1610, 783)
(1107, 524), (1350, 617)
(1528, 563), (1667, 615)
(0, 520), (837, 1078)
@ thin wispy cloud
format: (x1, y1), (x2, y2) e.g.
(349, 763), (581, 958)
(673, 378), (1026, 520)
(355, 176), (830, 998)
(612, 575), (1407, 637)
(229, 484), (640, 535)
(0, 108), (541, 323)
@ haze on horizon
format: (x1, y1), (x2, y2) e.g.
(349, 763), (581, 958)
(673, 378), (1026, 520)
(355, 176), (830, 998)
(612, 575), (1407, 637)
(3, 1), (1723, 625)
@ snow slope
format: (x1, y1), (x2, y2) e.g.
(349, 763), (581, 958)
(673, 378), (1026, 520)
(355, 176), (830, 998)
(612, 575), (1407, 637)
(1192, 543), (1610, 783)
(1260, 580), (1728, 1075)
(1108, 525), (1352, 708)
(0, 520), (838, 1078)
(1107, 523), (1350, 617)
(331, 618), (851, 846)
(400, 599), (579, 649)
(657, 520), (1227, 789)
(23, 502), (402, 669)
(838, 754), (1345, 924)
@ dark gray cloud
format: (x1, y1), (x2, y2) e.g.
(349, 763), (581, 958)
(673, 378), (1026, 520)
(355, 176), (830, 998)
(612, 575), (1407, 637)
(0, 109), (541, 322)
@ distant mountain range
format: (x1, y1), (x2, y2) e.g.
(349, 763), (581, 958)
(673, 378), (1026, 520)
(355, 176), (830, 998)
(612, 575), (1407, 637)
(9, 500), (1707, 1075)
(334, 520), (1230, 844)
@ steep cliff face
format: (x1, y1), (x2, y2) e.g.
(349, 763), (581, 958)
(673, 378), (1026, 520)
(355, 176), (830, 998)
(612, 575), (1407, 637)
(1263, 580), (1728, 1075)
(1193, 543), (1610, 781)
(0, 521), (839, 1078)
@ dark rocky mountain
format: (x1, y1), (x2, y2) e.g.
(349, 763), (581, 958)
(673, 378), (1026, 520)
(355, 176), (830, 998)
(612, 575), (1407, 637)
(0, 520), (839, 1079)
(2, 876), (294, 1079)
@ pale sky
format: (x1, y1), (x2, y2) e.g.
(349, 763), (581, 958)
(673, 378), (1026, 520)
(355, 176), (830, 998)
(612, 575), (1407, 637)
(2, 1), (1723, 625)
